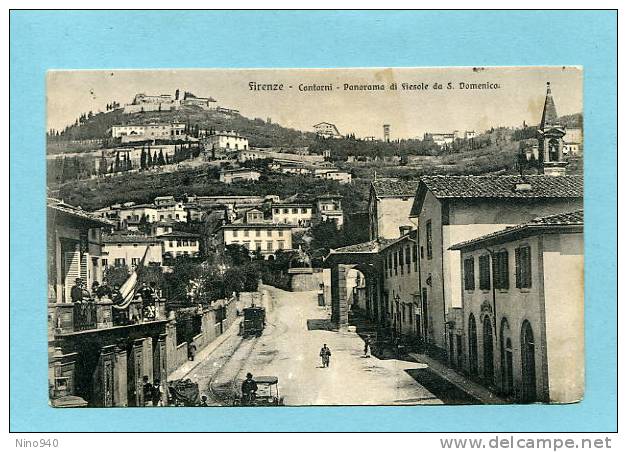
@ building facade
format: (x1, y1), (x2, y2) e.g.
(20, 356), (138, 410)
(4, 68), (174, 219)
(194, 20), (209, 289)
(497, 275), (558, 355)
(410, 175), (583, 357)
(379, 229), (421, 338)
(206, 131), (249, 150)
(271, 203), (314, 226)
(313, 122), (342, 139)
(219, 168), (262, 184)
(220, 223), (294, 258)
(315, 194), (344, 228)
(101, 233), (164, 268)
(160, 231), (201, 259)
(451, 210), (584, 403)
(368, 179), (420, 241)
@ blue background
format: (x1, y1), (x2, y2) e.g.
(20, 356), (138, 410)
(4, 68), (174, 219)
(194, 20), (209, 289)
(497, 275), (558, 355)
(10, 10), (617, 432)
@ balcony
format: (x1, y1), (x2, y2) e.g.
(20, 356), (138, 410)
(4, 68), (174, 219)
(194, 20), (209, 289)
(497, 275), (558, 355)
(48, 297), (168, 336)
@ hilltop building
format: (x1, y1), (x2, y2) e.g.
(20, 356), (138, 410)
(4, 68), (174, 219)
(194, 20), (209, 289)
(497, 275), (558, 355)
(206, 131), (249, 151)
(110, 123), (186, 143)
(313, 122), (342, 139)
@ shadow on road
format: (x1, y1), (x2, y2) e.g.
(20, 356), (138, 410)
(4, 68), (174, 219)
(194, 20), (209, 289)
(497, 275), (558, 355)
(405, 368), (481, 405)
(306, 319), (334, 331)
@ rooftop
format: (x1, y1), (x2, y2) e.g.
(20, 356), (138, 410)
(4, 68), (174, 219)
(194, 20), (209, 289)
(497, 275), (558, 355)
(329, 238), (396, 255)
(419, 175), (583, 199)
(48, 198), (114, 227)
(449, 209), (583, 250)
(158, 231), (201, 238)
(372, 178), (420, 197)
(102, 233), (161, 244)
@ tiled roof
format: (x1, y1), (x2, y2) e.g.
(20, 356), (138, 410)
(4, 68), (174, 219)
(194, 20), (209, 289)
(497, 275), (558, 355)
(449, 209), (583, 250)
(329, 238), (396, 254)
(157, 231), (201, 238)
(372, 178), (420, 197)
(419, 175), (583, 199)
(48, 198), (114, 227)
(529, 209), (583, 225)
(102, 234), (160, 244)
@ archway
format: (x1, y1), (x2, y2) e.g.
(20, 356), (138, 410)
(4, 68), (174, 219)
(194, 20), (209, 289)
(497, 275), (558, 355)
(500, 318), (513, 396)
(521, 320), (537, 403)
(483, 316), (495, 385)
(468, 314), (478, 376)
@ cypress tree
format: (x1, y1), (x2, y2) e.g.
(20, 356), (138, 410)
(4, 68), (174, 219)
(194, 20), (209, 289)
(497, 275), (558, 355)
(140, 147), (146, 169)
(147, 149), (153, 167)
(114, 151), (121, 172)
(158, 149), (166, 165)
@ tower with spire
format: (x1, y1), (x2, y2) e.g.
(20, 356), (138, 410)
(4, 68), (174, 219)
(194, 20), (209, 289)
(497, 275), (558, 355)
(537, 82), (568, 176)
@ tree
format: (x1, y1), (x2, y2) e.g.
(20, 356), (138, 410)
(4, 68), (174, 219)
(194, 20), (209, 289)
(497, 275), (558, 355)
(140, 147), (147, 170)
(114, 151), (121, 172)
(158, 149), (166, 165)
(104, 264), (131, 288)
(147, 149), (153, 167)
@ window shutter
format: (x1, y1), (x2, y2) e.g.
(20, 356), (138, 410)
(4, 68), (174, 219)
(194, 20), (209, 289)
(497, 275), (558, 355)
(515, 248), (521, 288)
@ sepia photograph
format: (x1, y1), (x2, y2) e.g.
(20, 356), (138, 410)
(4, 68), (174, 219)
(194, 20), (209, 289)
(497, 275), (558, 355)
(46, 66), (584, 409)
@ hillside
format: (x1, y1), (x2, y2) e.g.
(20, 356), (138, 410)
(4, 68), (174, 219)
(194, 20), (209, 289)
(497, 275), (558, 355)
(47, 105), (318, 153)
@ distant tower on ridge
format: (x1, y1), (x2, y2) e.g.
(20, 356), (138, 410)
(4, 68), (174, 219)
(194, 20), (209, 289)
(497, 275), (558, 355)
(383, 124), (390, 143)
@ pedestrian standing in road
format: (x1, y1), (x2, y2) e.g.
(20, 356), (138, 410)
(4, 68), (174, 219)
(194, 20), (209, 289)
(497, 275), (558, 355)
(199, 395), (209, 407)
(142, 376), (154, 407)
(152, 379), (164, 407)
(188, 339), (197, 361)
(363, 335), (372, 357)
(320, 344), (332, 368)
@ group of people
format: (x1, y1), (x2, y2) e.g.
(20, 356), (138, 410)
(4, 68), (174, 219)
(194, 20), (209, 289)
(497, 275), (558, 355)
(141, 376), (165, 407)
(69, 278), (121, 303)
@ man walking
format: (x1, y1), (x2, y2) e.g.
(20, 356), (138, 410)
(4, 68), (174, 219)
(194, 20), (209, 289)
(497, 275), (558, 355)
(187, 338), (197, 361)
(142, 375), (154, 407)
(363, 335), (372, 357)
(70, 278), (83, 303)
(319, 344), (331, 368)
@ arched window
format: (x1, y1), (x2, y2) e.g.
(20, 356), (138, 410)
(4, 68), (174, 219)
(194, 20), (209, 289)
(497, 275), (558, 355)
(521, 320), (537, 402)
(548, 138), (560, 162)
(468, 314), (478, 375)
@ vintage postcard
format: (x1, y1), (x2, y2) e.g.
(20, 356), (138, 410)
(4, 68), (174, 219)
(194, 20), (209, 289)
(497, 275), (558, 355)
(46, 66), (583, 408)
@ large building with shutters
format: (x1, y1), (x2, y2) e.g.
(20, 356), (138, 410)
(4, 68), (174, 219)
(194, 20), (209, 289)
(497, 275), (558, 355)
(450, 210), (584, 403)
(409, 175), (583, 359)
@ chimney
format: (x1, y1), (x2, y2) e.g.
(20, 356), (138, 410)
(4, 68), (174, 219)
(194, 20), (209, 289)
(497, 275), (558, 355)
(399, 225), (413, 236)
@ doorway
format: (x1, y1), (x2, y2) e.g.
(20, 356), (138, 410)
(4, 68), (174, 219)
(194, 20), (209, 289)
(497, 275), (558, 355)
(483, 316), (494, 385)
(521, 320), (537, 402)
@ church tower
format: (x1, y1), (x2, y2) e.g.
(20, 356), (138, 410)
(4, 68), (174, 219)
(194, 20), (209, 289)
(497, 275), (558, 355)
(537, 82), (567, 176)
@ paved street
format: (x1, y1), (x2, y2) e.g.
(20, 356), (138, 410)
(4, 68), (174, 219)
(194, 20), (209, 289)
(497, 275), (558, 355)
(185, 285), (444, 406)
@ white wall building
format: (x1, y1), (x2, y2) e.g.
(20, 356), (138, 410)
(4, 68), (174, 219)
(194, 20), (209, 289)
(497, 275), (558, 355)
(206, 131), (249, 150)
(313, 122), (342, 139)
(219, 168), (262, 184)
(271, 203), (314, 226)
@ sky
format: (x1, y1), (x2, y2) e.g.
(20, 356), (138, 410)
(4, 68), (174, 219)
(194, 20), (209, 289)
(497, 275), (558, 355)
(47, 66), (583, 139)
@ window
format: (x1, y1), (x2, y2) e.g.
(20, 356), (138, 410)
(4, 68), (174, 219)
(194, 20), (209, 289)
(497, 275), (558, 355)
(133, 243), (138, 247)
(278, 230), (284, 237)
(278, 241), (285, 250)
(413, 245), (418, 271)
(131, 258), (140, 266)
(464, 257), (475, 290)
(393, 252), (398, 276)
(301, 208), (307, 214)
(244, 230), (250, 237)
(426, 220), (433, 259)
(233, 230), (239, 238)
(243, 241), (250, 250)
(479, 255), (491, 290)
(274, 209), (279, 214)
(255, 241), (262, 251)
(292, 208), (298, 214)
(493, 250), (510, 290)
(283, 208), (288, 214)
(256, 230), (261, 237)
(267, 241), (273, 251)
(406, 245), (411, 273)
(384, 255), (388, 278)
(399, 249), (404, 275)
(266, 230), (272, 237)
(102, 258), (108, 267)
(515, 246), (532, 288)
(114, 258), (125, 267)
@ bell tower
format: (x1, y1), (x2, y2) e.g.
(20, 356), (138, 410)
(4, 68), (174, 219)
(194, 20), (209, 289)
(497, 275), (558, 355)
(537, 82), (567, 176)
